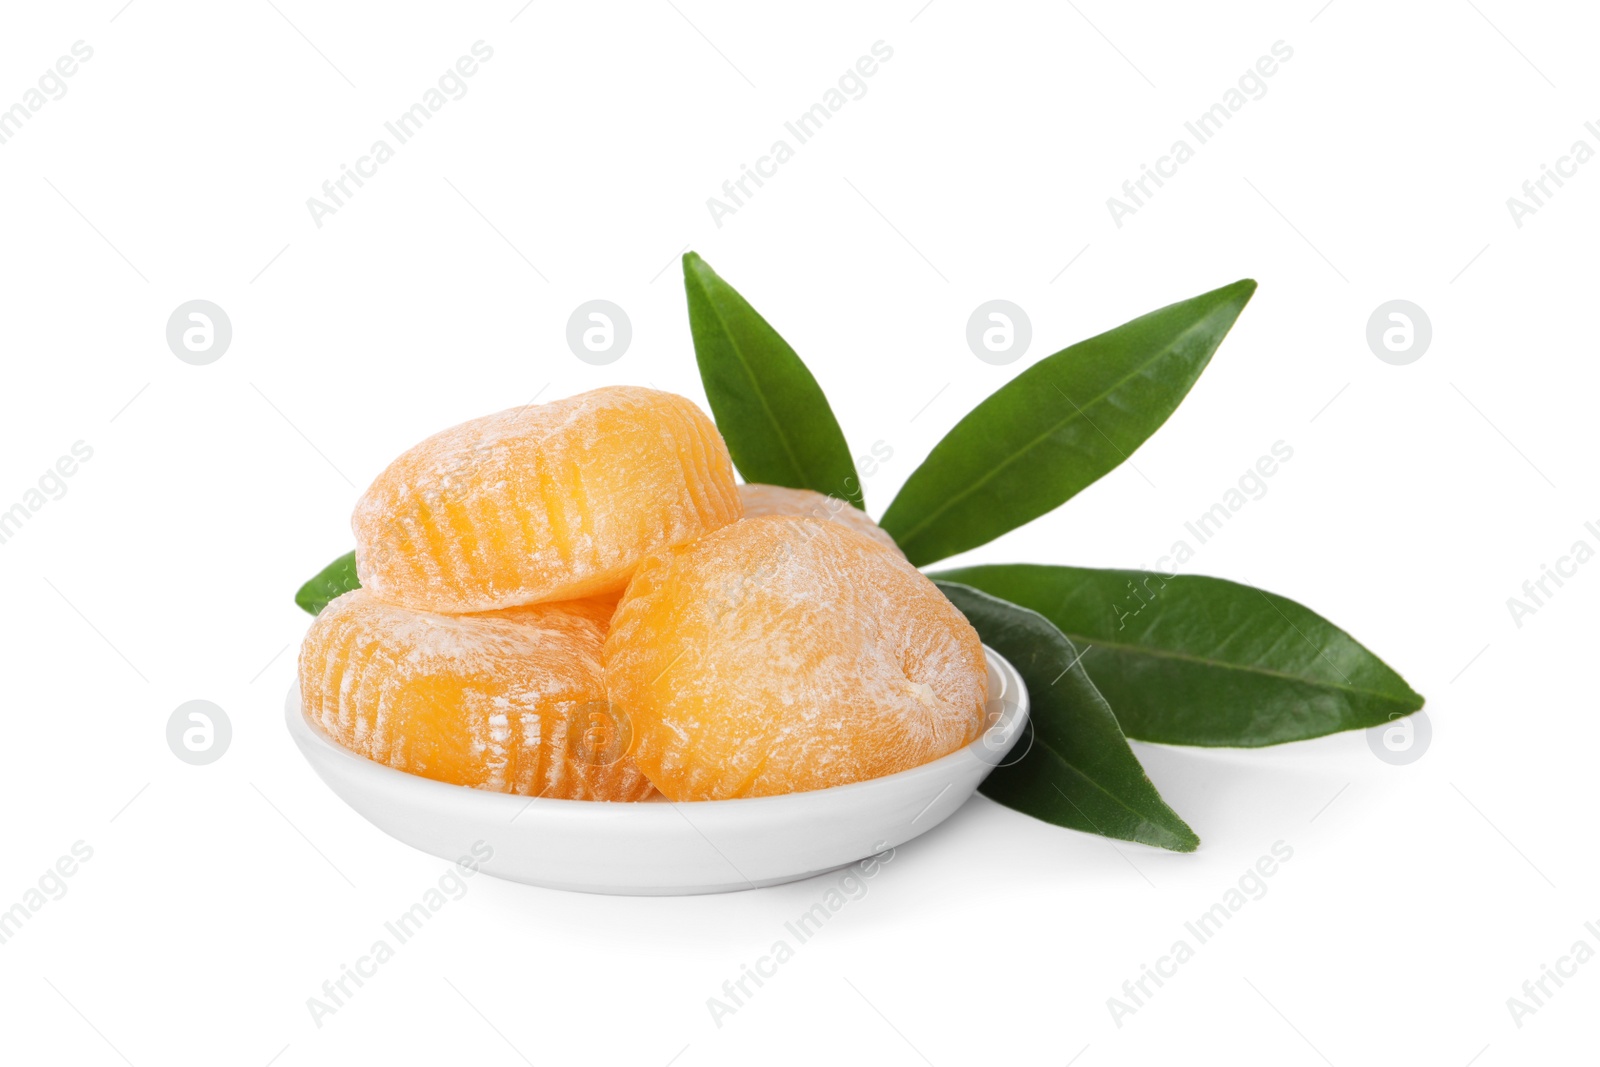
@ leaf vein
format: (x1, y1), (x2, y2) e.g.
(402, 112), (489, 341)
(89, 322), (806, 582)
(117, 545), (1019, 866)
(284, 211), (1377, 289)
(1060, 631), (1415, 705)
(895, 307), (1232, 548)
(693, 272), (811, 486)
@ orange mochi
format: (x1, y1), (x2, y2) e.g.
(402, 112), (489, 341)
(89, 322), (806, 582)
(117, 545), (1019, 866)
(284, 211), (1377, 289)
(299, 588), (652, 800)
(604, 516), (988, 800)
(353, 386), (741, 613)
(736, 483), (903, 556)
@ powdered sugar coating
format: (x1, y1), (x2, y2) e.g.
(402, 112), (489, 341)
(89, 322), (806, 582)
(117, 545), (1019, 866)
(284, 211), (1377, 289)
(299, 589), (653, 801)
(353, 386), (741, 613)
(736, 483), (903, 556)
(603, 517), (987, 800)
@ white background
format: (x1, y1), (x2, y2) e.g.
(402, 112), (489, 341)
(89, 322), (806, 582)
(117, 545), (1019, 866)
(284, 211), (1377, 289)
(1, 1), (1594, 1063)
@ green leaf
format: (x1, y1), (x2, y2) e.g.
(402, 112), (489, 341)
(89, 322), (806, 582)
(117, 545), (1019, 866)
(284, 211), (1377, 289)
(937, 564), (1425, 747)
(682, 252), (864, 509)
(296, 550), (360, 615)
(880, 279), (1257, 566)
(936, 581), (1199, 852)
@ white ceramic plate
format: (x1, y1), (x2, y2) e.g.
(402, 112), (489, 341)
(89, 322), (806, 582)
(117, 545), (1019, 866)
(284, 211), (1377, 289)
(285, 646), (1029, 895)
